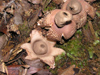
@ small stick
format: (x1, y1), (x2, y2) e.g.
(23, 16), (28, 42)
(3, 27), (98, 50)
(88, 20), (97, 40)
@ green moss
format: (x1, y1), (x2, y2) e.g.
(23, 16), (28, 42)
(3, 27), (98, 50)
(84, 22), (89, 29)
(55, 31), (88, 68)
(44, 2), (56, 11)
(49, 53), (66, 74)
(67, 39), (86, 60)
(76, 29), (82, 35)
(18, 22), (31, 37)
(44, 6), (56, 11)
(88, 46), (94, 58)
(93, 40), (100, 46)
(55, 52), (65, 62)
(56, 36), (86, 60)
(55, 53), (66, 68)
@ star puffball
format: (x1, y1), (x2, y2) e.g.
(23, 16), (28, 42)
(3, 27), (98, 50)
(21, 29), (65, 68)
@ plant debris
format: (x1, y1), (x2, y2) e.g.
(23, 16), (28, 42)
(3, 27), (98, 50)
(0, 0), (100, 75)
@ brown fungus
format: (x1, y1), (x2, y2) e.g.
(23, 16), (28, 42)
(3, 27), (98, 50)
(21, 29), (65, 68)
(37, 9), (76, 42)
(62, 0), (96, 29)
(54, 10), (72, 28)
(66, 0), (82, 15)
(32, 40), (48, 55)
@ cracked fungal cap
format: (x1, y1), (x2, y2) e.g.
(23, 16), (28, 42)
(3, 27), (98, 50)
(37, 9), (76, 42)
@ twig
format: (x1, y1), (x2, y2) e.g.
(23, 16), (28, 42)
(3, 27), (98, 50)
(6, 0), (15, 8)
(88, 20), (97, 40)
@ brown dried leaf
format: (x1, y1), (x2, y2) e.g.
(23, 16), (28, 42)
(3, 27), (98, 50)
(58, 65), (75, 75)
(26, 67), (41, 75)
(0, 26), (7, 34)
(36, 69), (53, 75)
(23, 59), (44, 74)
(0, 34), (8, 50)
(24, 59), (44, 68)
(7, 65), (27, 75)
(0, 34), (8, 60)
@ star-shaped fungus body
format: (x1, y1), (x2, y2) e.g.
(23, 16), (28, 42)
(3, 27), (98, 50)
(21, 29), (65, 68)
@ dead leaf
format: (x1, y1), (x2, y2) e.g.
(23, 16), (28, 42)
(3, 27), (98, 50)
(26, 67), (41, 75)
(58, 65), (75, 75)
(36, 69), (53, 75)
(0, 34), (8, 60)
(7, 65), (28, 75)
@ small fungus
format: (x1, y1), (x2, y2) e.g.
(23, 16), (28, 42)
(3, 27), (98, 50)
(37, 9), (76, 42)
(21, 29), (65, 68)
(54, 10), (72, 28)
(66, 0), (82, 15)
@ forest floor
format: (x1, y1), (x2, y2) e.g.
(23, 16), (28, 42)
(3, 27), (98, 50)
(0, 0), (100, 75)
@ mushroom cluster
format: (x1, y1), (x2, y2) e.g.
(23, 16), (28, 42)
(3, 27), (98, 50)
(21, 0), (96, 69)
(62, 0), (96, 29)
(37, 0), (95, 42)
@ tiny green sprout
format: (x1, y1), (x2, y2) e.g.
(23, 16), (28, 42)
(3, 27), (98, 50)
(95, 31), (98, 37)
(95, 31), (99, 39)
(96, 11), (100, 17)
(46, 66), (50, 69)
(76, 29), (82, 35)
(93, 40), (100, 46)
(44, 6), (56, 11)
(78, 62), (83, 68)
(88, 47), (94, 59)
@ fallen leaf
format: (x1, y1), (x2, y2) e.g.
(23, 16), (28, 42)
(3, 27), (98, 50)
(0, 34), (8, 60)
(58, 65), (75, 75)
(26, 67), (41, 75)
(7, 65), (28, 75)
(36, 69), (53, 75)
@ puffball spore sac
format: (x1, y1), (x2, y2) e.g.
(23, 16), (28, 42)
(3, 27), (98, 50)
(54, 11), (73, 28)
(32, 40), (48, 55)
(66, 0), (82, 15)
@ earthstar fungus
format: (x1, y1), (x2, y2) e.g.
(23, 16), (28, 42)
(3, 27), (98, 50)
(62, 0), (96, 29)
(21, 29), (65, 68)
(38, 9), (76, 42)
